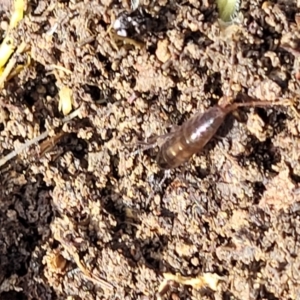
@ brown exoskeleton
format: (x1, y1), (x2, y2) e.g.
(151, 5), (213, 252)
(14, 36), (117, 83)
(141, 96), (294, 171)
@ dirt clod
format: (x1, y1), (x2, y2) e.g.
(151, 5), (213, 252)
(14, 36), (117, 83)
(1, 0), (300, 299)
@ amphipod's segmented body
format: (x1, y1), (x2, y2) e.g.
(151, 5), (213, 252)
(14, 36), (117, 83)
(155, 99), (292, 170)
(156, 106), (228, 169)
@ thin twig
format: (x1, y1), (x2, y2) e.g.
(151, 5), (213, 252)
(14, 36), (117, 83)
(0, 107), (82, 167)
(55, 229), (114, 291)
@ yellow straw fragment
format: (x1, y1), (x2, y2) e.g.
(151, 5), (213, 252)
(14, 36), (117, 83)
(58, 86), (73, 116)
(0, 37), (15, 70)
(9, 0), (25, 29)
(0, 41), (27, 88)
(0, 0), (25, 70)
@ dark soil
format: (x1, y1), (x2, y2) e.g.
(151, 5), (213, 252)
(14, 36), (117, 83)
(1, 0), (300, 299)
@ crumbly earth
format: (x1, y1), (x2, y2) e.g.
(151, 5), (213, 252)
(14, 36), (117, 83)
(1, 0), (300, 299)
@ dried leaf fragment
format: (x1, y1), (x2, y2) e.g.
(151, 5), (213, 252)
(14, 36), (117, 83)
(157, 272), (222, 300)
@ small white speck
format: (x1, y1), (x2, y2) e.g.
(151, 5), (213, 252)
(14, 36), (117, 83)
(113, 19), (121, 30)
(131, 0), (139, 10)
(117, 29), (127, 37)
